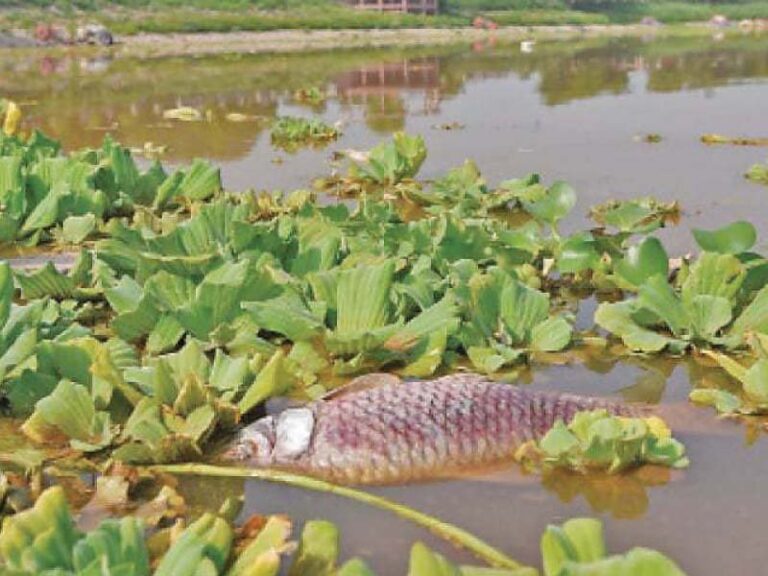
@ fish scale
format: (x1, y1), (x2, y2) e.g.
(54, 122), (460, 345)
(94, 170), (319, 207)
(226, 373), (641, 485)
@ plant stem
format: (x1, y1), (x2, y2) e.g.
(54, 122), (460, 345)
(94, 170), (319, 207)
(148, 463), (527, 570)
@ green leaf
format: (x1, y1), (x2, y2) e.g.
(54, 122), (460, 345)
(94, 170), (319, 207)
(521, 181), (576, 226)
(238, 350), (294, 415)
(686, 295), (732, 340)
(693, 221), (756, 254)
(245, 293), (325, 342)
(178, 159), (222, 202)
(681, 252), (744, 304)
(0, 486), (81, 573)
(595, 301), (674, 353)
(731, 284), (768, 339)
(335, 260), (394, 336)
(499, 279), (550, 344)
(72, 517), (150, 575)
(14, 262), (76, 300)
(22, 380), (114, 452)
(20, 187), (61, 234)
(589, 197), (679, 234)
(385, 295), (460, 353)
(228, 516), (292, 576)
(61, 214), (97, 244)
(558, 233), (601, 274)
(338, 559), (378, 576)
(408, 541), (461, 576)
(352, 132), (426, 184)
(690, 388), (743, 414)
(288, 520), (339, 576)
(539, 421), (580, 458)
(155, 513), (233, 576)
(743, 360), (768, 404)
(530, 316), (573, 353)
(0, 261), (14, 329)
(637, 275), (688, 337)
(542, 518), (606, 576)
(614, 237), (669, 288)
(105, 277), (160, 342)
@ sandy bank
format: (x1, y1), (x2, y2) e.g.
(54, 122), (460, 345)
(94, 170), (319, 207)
(113, 24), (710, 58)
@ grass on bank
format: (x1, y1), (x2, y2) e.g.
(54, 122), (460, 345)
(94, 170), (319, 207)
(1, 0), (768, 36)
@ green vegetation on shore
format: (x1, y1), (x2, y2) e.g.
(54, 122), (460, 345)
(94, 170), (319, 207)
(1, 0), (768, 37)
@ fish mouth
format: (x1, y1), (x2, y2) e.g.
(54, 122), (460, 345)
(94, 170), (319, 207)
(223, 416), (276, 465)
(224, 407), (316, 466)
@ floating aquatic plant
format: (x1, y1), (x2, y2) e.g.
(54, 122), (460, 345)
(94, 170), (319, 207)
(347, 131), (427, 185)
(0, 124), (220, 245)
(701, 134), (768, 147)
(0, 481), (685, 576)
(596, 250), (768, 354)
(746, 158), (768, 185)
(540, 517), (685, 576)
(515, 409), (689, 473)
(270, 116), (340, 151)
(689, 334), (768, 416)
(293, 86), (327, 106)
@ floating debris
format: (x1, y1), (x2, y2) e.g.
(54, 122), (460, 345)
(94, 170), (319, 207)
(701, 133), (768, 146)
(432, 121), (466, 131)
(162, 106), (203, 122)
(636, 133), (663, 143)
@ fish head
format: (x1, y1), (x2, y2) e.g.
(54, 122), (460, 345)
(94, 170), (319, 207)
(225, 408), (315, 466)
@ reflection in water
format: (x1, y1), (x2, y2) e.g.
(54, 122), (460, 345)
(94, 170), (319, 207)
(336, 57), (441, 133)
(1, 34), (767, 161)
(541, 466), (672, 520)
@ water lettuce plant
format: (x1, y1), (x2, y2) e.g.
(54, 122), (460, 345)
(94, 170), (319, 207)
(540, 518), (684, 576)
(348, 131), (427, 185)
(294, 86), (327, 106)
(0, 127), (221, 245)
(454, 267), (573, 373)
(270, 116), (340, 151)
(746, 158), (768, 185)
(0, 482), (686, 576)
(515, 409), (689, 473)
(0, 126), (763, 465)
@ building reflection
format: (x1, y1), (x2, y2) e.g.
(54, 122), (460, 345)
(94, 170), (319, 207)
(334, 57), (441, 132)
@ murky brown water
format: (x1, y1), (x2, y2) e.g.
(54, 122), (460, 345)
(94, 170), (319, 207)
(3, 32), (768, 574)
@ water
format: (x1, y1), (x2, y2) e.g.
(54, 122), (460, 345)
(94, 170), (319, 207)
(2, 31), (768, 574)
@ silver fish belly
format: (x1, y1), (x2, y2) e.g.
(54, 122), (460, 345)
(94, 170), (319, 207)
(223, 373), (642, 485)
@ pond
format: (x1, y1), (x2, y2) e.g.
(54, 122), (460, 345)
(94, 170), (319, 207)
(2, 31), (768, 574)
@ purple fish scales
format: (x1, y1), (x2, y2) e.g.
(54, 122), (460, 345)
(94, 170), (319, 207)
(226, 373), (641, 485)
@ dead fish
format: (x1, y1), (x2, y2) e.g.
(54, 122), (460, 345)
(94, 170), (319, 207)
(223, 373), (643, 485)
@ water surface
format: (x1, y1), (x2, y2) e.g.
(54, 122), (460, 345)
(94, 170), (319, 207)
(3, 32), (768, 574)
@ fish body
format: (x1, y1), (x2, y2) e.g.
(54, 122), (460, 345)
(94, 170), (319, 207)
(224, 373), (641, 485)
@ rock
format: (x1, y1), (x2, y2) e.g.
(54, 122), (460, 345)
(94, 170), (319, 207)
(75, 24), (114, 46)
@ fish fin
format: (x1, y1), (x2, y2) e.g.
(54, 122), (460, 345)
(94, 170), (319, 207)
(322, 372), (402, 401)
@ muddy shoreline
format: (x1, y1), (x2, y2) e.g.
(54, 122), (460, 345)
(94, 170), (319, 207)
(1, 22), (733, 59)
